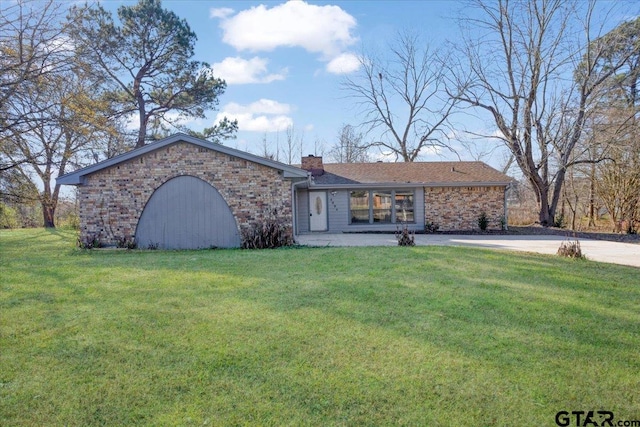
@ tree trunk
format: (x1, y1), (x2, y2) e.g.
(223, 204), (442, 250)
(588, 163), (596, 227)
(136, 112), (147, 148)
(41, 189), (56, 228)
(42, 203), (55, 228)
(571, 195), (578, 231)
(548, 166), (568, 226)
(40, 173), (59, 228)
(135, 73), (148, 148)
(538, 196), (551, 226)
(527, 171), (553, 226)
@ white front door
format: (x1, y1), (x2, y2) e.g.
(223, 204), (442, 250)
(309, 191), (328, 231)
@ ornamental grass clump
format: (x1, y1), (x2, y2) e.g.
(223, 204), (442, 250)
(241, 209), (293, 249)
(557, 238), (584, 259)
(77, 232), (103, 249)
(116, 236), (137, 250)
(396, 224), (415, 246)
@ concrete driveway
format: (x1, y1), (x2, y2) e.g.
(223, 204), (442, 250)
(295, 233), (640, 268)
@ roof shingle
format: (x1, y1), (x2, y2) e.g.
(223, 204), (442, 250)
(312, 161), (512, 186)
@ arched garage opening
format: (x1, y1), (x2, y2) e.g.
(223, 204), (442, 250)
(135, 175), (240, 249)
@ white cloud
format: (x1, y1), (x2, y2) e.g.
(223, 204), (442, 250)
(123, 113), (138, 131)
(418, 145), (443, 156)
(216, 99), (293, 133)
(211, 56), (287, 85)
(218, 1), (357, 58)
(227, 99), (291, 115)
(371, 151), (396, 162)
(210, 7), (234, 19)
(326, 52), (361, 74)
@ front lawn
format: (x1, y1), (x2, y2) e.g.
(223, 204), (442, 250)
(1, 228), (639, 426)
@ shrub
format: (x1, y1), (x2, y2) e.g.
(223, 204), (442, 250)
(500, 216), (507, 231)
(477, 211), (489, 231)
(424, 221), (439, 233)
(554, 213), (566, 228)
(77, 233), (103, 249)
(626, 221), (637, 235)
(557, 238), (584, 259)
(58, 212), (80, 230)
(241, 210), (293, 249)
(116, 236), (137, 250)
(0, 204), (19, 229)
(395, 224), (415, 246)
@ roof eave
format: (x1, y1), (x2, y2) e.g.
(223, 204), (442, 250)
(308, 181), (512, 190)
(424, 181), (513, 188)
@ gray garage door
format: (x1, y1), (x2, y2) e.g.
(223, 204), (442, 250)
(135, 175), (240, 249)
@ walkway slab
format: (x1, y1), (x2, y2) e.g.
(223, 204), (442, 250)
(296, 234), (640, 268)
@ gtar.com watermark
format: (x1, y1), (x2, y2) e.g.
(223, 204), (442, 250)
(555, 410), (640, 427)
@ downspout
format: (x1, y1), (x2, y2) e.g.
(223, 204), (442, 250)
(291, 172), (312, 240)
(504, 184), (510, 231)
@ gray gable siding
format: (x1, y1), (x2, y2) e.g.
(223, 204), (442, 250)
(135, 175), (241, 249)
(296, 190), (309, 233)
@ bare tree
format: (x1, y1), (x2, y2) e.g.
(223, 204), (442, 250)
(328, 124), (370, 163)
(5, 64), (119, 227)
(1, 0), (76, 167)
(0, 0), (98, 213)
(452, 0), (636, 225)
(343, 32), (459, 162)
(259, 133), (278, 161)
(589, 17), (640, 232)
(283, 125), (304, 165)
(587, 104), (640, 232)
(596, 135), (640, 232)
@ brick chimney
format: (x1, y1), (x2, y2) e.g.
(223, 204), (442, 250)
(301, 154), (324, 176)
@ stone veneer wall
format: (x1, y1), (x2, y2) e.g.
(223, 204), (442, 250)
(424, 186), (506, 231)
(78, 142), (293, 245)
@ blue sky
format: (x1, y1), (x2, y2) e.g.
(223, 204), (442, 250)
(97, 0), (636, 168)
(99, 0), (477, 164)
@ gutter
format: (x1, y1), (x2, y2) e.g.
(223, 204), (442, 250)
(504, 182), (511, 231)
(308, 181), (513, 190)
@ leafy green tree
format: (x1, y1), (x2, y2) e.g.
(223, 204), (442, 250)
(68, 0), (235, 148)
(592, 17), (640, 109)
(0, 203), (19, 229)
(177, 117), (239, 144)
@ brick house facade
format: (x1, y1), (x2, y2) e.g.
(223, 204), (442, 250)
(58, 134), (308, 248)
(424, 186), (506, 230)
(295, 158), (512, 234)
(78, 142), (294, 245)
(58, 134), (512, 248)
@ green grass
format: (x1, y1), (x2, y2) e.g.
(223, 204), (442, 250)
(1, 228), (639, 426)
